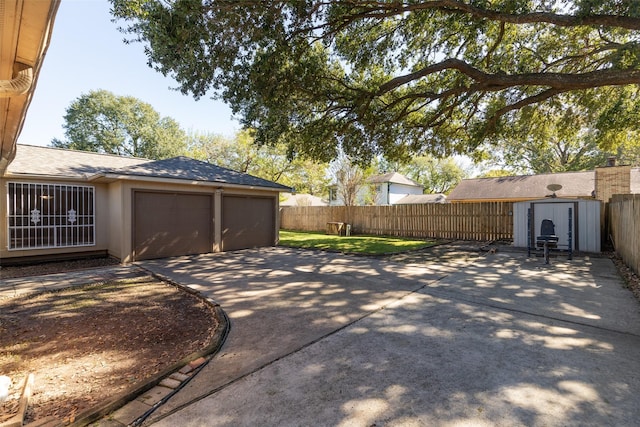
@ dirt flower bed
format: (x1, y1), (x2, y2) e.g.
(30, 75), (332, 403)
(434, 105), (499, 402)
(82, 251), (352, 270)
(0, 276), (219, 425)
(610, 252), (640, 301)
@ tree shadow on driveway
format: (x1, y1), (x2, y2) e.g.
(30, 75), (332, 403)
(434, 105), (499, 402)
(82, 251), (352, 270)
(138, 247), (640, 426)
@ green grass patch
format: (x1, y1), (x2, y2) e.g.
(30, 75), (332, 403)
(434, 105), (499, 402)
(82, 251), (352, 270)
(279, 230), (437, 255)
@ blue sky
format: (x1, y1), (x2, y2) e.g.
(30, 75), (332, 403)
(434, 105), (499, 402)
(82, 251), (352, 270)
(18, 0), (239, 147)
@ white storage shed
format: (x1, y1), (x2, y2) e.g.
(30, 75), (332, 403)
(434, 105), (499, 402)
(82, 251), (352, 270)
(513, 198), (601, 253)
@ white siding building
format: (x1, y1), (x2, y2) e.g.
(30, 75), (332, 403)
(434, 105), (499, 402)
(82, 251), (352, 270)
(368, 172), (424, 205)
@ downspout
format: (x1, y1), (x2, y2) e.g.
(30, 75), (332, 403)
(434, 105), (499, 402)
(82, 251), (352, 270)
(0, 64), (33, 174)
(0, 63), (33, 97)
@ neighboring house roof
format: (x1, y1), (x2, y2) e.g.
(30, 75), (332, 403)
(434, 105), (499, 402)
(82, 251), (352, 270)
(367, 172), (423, 188)
(281, 193), (328, 206)
(395, 194), (447, 204)
(7, 144), (291, 191)
(1, 1), (60, 175)
(448, 171), (595, 201)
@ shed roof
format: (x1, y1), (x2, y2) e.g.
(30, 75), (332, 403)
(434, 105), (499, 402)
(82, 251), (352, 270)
(367, 172), (423, 188)
(395, 194), (447, 204)
(448, 171), (595, 201)
(6, 144), (290, 191)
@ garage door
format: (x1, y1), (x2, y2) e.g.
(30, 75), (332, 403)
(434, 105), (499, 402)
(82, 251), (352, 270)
(222, 196), (275, 251)
(134, 192), (213, 260)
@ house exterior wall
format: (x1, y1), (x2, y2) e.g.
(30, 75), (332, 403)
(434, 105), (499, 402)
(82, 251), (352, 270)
(373, 183), (423, 205)
(388, 183), (423, 205)
(116, 181), (279, 263)
(0, 177), (111, 262)
(513, 198), (601, 252)
(1, 176), (281, 264)
(374, 183), (389, 205)
(329, 185), (370, 206)
(107, 181), (124, 260)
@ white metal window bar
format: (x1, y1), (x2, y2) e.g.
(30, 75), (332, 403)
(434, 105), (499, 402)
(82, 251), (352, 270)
(7, 182), (96, 250)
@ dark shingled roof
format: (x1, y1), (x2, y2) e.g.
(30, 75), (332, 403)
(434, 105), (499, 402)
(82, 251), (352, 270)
(7, 144), (149, 177)
(7, 144), (290, 191)
(100, 156), (290, 190)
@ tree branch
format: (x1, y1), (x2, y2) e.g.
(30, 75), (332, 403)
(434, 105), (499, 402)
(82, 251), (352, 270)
(377, 59), (640, 97)
(484, 88), (566, 134)
(329, 1), (640, 31)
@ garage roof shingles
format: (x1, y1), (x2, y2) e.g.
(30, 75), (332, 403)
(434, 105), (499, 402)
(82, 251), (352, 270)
(102, 156), (290, 190)
(7, 144), (149, 178)
(7, 144), (290, 190)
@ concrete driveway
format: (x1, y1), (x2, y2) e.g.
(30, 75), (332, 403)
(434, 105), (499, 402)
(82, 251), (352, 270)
(138, 247), (640, 426)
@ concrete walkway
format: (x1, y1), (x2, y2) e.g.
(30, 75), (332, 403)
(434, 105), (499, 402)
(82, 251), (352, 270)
(137, 247), (640, 426)
(0, 265), (143, 300)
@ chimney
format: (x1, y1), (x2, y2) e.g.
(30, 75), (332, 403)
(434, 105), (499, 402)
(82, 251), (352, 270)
(607, 156), (617, 167)
(595, 164), (631, 203)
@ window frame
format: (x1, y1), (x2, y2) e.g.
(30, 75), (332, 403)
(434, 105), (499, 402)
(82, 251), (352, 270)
(6, 182), (96, 251)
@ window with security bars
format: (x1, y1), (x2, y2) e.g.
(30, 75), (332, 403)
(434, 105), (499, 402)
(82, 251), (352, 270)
(7, 182), (95, 250)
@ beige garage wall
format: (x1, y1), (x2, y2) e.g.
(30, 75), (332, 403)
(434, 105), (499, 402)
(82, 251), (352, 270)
(116, 180), (279, 263)
(1, 176), (282, 263)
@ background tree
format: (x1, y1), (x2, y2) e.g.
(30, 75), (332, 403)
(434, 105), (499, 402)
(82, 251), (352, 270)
(329, 151), (369, 206)
(485, 91), (608, 174)
(402, 157), (466, 194)
(485, 87), (640, 173)
(594, 85), (640, 166)
(112, 1), (640, 164)
(52, 89), (187, 159)
(188, 129), (330, 195)
(477, 169), (515, 178)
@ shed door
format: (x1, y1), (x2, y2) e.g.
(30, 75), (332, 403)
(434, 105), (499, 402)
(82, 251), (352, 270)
(532, 202), (577, 250)
(222, 196), (275, 251)
(134, 192), (213, 260)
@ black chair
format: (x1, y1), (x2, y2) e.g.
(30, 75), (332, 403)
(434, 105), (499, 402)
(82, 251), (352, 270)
(536, 219), (559, 264)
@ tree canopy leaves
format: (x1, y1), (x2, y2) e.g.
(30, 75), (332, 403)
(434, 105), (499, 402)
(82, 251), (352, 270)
(187, 129), (330, 195)
(111, 0), (640, 164)
(52, 89), (187, 159)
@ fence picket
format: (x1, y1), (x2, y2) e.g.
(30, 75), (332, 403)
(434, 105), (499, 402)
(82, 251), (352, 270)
(280, 202), (514, 242)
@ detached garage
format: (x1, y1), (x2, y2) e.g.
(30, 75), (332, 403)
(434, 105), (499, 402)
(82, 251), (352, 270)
(1, 145), (290, 264)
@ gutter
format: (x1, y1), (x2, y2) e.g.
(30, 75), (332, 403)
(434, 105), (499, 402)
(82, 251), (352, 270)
(87, 172), (292, 193)
(0, 63), (33, 97)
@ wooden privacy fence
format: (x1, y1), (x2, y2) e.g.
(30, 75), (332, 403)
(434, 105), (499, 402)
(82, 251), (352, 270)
(609, 194), (640, 275)
(280, 202), (514, 241)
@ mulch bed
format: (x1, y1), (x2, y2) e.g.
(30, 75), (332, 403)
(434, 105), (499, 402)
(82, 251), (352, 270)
(0, 273), (219, 425)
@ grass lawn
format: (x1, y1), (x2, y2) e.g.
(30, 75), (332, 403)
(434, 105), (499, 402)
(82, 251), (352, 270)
(279, 230), (438, 255)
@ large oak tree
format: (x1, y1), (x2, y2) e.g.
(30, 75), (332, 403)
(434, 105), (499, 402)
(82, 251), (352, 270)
(52, 89), (187, 159)
(111, 1), (640, 163)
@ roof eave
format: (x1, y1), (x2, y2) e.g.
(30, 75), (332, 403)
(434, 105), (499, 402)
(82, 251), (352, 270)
(0, 0), (61, 176)
(88, 173), (291, 192)
(2, 172), (89, 182)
